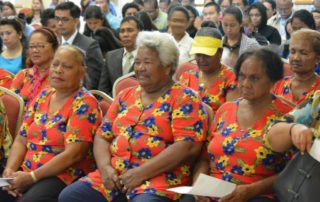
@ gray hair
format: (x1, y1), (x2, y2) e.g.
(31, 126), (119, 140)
(196, 27), (222, 39)
(136, 31), (179, 73)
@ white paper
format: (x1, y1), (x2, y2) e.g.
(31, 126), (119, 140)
(309, 138), (320, 162)
(167, 173), (236, 197)
(0, 178), (13, 187)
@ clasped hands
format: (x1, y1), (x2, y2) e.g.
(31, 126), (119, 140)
(2, 168), (35, 197)
(101, 165), (144, 194)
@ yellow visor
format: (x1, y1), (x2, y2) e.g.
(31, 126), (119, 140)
(190, 36), (222, 56)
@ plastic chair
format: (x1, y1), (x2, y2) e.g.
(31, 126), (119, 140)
(112, 72), (139, 98)
(0, 87), (24, 138)
(90, 90), (114, 115)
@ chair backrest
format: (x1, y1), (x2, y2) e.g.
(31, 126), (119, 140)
(90, 90), (114, 115)
(0, 87), (24, 138)
(174, 61), (197, 81)
(112, 72), (139, 98)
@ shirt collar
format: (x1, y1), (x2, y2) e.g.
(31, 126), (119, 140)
(61, 30), (78, 45)
(123, 48), (137, 58)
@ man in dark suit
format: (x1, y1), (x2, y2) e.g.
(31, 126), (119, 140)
(98, 16), (143, 95)
(55, 2), (104, 89)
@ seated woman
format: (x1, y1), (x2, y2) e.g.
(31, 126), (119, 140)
(58, 31), (208, 202)
(0, 45), (102, 202)
(0, 69), (13, 88)
(247, 2), (281, 45)
(168, 6), (194, 64)
(272, 29), (320, 106)
(11, 28), (59, 108)
(179, 27), (238, 113)
(221, 6), (260, 68)
(0, 18), (26, 74)
(83, 5), (113, 37)
(191, 49), (293, 202)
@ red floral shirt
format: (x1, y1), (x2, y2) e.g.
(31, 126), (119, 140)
(272, 76), (320, 105)
(208, 96), (292, 189)
(20, 87), (102, 185)
(179, 65), (237, 112)
(82, 83), (208, 200)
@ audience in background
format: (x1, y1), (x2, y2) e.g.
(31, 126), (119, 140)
(95, 0), (121, 30)
(168, 6), (194, 64)
(135, 11), (158, 31)
(55, 2), (104, 90)
(0, 18), (26, 74)
(83, 5), (112, 38)
(122, 2), (140, 17)
(221, 6), (260, 68)
(40, 8), (57, 34)
(143, 0), (168, 30)
(184, 5), (199, 38)
(267, 0), (294, 42)
(263, 0), (277, 19)
(98, 16), (142, 95)
(248, 2), (281, 45)
(93, 27), (122, 58)
(27, 0), (45, 28)
(312, 10), (320, 31)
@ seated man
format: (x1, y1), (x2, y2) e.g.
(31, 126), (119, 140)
(98, 16), (142, 96)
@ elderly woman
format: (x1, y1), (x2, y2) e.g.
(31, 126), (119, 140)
(191, 49), (293, 202)
(59, 31), (208, 202)
(221, 6), (260, 68)
(0, 18), (26, 74)
(272, 29), (320, 106)
(0, 45), (102, 202)
(11, 28), (59, 108)
(179, 27), (238, 113)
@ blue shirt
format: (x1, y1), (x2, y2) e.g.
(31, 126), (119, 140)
(0, 54), (23, 74)
(106, 13), (121, 30)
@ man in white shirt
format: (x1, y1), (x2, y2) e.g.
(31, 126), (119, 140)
(55, 2), (104, 89)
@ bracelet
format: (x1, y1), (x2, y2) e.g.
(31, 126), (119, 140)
(289, 123), (299, 137)
(30, 171), (38, 183)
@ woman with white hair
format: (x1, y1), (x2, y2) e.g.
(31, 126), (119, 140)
(58, 31), (208, 202)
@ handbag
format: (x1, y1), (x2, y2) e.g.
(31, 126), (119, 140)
(274, 152), (320, 202)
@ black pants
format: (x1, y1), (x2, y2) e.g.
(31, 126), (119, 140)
(180, 195), (275, 202)
(0, 176), (66, 202)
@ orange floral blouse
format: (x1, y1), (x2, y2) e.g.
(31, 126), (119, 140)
(11, 68), (50, 107)
(179, 65), (237, 112)
(20, 87), (102, 185)
(81, 83), (208, 200)
(208, 96), (293, 192)
(272, 76), (320, 105)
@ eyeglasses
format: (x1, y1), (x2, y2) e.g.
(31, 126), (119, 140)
(54, 16), (71, 23)
(29, 43), (51, 50)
